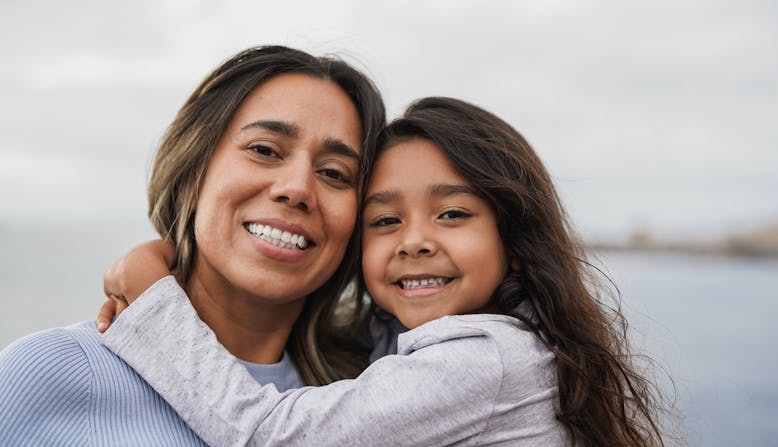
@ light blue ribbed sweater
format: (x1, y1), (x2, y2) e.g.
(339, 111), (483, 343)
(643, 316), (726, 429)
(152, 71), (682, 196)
(0, 320), (302, 446)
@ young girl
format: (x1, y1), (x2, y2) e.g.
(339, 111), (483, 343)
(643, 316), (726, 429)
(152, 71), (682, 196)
(100, 97), (665, 446)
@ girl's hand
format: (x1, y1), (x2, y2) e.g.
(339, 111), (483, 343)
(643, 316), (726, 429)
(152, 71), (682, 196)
(96, 297), (128, 332)
(96, 240), (176, 333)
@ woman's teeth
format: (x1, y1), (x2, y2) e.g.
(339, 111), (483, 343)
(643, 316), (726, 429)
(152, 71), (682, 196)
(245, 223), (308, 250)
(399, 277), (451, 289)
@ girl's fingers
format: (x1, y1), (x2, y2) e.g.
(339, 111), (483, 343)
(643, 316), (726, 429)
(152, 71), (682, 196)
(103, 264), (123, 299)
(96, 296), (130, 333)
(96, 299), (117, 332)
(114, 296), (129, 317)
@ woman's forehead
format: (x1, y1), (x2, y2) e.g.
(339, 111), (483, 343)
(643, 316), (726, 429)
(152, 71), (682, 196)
(226, 73), (363, 154)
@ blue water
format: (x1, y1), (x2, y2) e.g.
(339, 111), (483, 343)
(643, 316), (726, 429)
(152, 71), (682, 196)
(596, 251), (778, 447)
(1, 223), (776, 446)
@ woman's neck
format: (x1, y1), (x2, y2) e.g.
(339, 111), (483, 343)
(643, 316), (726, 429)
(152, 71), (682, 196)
(184, 270), (306, 365)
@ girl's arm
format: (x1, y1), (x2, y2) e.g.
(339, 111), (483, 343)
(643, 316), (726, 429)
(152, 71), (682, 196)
(102, 289), (506, 447)
(97, 240), (175, 332)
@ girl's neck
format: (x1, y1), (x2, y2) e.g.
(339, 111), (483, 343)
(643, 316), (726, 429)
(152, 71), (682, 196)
(184, 270), (306, 365)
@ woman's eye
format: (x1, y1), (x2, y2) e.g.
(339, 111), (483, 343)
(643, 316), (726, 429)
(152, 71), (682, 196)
(370, 216), (401, 227)
(319, 168), (350, 183)
(248, 144), (279, 158)
(317, 168), (354, 187)
(439, 210), (470, 220)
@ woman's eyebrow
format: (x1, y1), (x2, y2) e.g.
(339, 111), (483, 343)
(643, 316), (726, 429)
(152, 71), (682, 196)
(240, 120), (299, 137)
(237, 121), (359, 161)
(323, 138), (360, 162)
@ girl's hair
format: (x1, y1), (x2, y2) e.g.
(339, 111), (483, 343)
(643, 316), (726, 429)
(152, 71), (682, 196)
(359, 97), (665, 446)
(147, 45), (385, 386)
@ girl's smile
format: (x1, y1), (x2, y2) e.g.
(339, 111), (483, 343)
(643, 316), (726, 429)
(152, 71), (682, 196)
(392, 273), (455, 298)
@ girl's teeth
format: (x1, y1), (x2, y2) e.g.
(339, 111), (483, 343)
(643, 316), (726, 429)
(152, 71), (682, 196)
(400, 278), (449, 289)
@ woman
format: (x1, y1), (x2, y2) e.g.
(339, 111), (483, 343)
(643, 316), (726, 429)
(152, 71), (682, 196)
(0, 45), (386, 446)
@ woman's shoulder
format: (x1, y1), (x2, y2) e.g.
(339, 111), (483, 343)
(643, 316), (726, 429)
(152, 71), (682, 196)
(0, 321), (100, 388)
(0, 320), (139, 395)
(0, 322), (99, 443)
(3, 320), (112, 355)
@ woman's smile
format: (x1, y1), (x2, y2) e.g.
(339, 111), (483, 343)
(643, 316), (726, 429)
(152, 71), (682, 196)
(244, 220), (313, 250)
(192, 73), (362, 304)
(243, 219), (314, 262)
(244, 223), (310, 250)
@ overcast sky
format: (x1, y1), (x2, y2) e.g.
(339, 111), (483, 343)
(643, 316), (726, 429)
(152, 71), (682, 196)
(1, 0), (776, 240)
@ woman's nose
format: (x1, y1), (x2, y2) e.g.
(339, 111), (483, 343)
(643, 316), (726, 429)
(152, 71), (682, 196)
(269, 157), (317, 212)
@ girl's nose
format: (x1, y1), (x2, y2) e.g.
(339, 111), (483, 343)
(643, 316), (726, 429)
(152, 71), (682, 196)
(395, 224), (438, 258)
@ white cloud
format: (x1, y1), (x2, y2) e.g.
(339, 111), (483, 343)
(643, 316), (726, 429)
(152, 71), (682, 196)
(0, 0), (775, 237)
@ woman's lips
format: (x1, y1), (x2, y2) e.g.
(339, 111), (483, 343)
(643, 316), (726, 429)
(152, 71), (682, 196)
(244, 222), (310, 250)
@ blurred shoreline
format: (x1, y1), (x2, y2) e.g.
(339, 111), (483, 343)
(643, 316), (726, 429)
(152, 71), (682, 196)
(588, 223), (778, 259)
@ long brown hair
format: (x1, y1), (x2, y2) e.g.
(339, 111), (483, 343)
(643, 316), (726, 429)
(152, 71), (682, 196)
(147, 45), (385, 385)
(360, 97), (667, 446)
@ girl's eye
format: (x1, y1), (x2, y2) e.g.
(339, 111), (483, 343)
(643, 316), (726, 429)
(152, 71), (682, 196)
(247, 144), (279, 158)
(370, 216), (401, 227)
(439, 209), (470, 220)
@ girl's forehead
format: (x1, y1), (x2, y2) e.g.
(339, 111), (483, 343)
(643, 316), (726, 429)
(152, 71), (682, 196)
(363, 138), (474, 203)
(374, 138), (451, 169)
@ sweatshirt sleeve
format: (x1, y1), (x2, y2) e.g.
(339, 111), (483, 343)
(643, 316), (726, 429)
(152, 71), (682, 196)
(102, 278), (504, 447)
(0, 329), (92, 446)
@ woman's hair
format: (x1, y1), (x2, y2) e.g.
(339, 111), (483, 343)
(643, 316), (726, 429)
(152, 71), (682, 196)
(147, 45), (386, 386)
(359, 97), (666, 446)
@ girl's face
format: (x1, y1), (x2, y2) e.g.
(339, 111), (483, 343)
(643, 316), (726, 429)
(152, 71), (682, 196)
(361, 138), (509, 329)
(192, 73), (362, 304)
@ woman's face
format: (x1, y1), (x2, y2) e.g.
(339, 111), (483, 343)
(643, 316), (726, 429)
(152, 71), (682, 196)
(192, 73), (363, 304)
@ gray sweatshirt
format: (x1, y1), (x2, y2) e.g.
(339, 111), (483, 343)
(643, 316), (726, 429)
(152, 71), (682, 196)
(103, 276), (568, 446)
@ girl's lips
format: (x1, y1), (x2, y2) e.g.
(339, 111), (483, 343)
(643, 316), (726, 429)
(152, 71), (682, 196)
(393, 277), (455, 298)
(395, 276), (453, 290)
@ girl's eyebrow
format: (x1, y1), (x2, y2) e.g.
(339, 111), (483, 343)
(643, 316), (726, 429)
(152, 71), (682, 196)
(363, 190), (400, 208)
(429, 183), (477, 197)
(363, 184), (476, 208)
